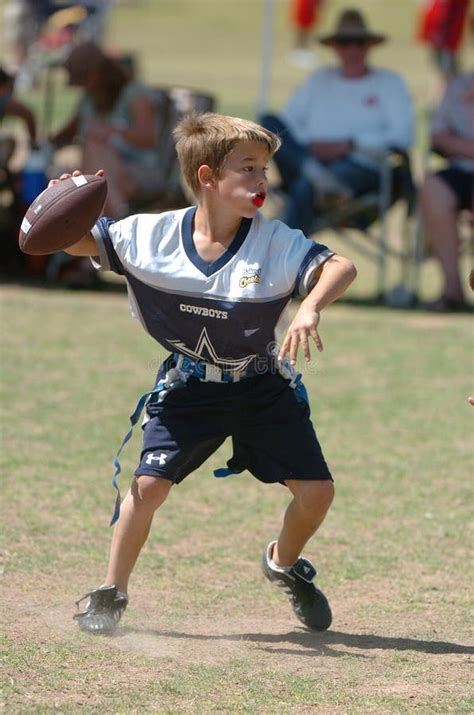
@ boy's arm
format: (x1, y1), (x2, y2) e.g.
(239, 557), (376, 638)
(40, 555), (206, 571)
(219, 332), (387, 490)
(303, 255), (356, 313)
(278, 255), (356, 365)
(64, 232), (98, 256)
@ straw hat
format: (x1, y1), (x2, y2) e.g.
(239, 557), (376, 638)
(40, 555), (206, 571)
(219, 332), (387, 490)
(318, 8), (387, 46)
(45, 6), (87, 31)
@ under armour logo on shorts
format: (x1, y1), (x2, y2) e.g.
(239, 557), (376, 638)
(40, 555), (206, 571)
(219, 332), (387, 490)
(146, 452), (168, 466)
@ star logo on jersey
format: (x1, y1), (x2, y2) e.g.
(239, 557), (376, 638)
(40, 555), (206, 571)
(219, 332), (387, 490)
(169, 327), (257, 372)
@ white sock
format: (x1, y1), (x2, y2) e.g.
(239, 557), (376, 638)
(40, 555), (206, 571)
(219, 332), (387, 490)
(268, 542), (293, 573)
(99, 584), (128, 599)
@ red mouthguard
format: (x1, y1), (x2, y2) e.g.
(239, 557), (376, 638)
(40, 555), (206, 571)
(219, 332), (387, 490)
(252, 192), (266, 207)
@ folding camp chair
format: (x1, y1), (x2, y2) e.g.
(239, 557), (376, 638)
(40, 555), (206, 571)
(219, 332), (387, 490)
(269, 149), (417, 304)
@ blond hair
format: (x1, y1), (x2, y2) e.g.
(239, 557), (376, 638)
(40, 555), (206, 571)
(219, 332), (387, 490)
(173, 112), (281, 198)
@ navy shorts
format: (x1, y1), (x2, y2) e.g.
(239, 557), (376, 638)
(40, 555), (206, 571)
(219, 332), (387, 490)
(135, 371), (332, 485)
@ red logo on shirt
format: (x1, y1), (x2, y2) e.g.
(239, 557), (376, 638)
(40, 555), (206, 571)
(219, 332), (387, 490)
(363, 95), (379, 107)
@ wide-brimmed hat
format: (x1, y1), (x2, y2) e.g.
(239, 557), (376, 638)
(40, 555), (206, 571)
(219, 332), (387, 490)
(318, 8), (387, 46)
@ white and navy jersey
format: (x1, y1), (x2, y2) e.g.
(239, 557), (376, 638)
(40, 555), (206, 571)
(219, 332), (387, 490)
(91, 207), (334, 372)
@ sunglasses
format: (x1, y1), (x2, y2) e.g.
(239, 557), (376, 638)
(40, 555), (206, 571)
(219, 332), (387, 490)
(334, 38), (369, 47)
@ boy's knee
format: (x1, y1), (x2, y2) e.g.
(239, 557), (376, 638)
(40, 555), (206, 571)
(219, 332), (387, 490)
(290, 479), (335, 514)
(133, 475), (172, 508)
(309, 480), (335, 511)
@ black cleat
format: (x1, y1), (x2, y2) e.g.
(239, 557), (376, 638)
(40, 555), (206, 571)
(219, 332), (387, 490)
(262, 541), (332, 631)
(73, 585), (128, 634)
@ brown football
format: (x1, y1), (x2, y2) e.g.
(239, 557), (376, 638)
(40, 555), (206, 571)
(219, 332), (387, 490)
(18, 174), (108, 255)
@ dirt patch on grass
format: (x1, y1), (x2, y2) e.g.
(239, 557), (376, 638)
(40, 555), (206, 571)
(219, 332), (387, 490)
(3, 283), (473, 712)
(4, 574), (472, 712)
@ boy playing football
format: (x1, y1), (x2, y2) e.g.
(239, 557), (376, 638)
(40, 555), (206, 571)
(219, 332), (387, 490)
(51, 113), (356, 633)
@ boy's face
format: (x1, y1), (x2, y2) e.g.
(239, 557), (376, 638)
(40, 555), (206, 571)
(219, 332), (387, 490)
(214, 140), (270, 218)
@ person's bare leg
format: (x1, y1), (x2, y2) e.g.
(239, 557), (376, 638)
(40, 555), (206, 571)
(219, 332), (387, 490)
(272, 480), (334, 566)
(104, 475), (172, 593)
(419, 175), (464, 302)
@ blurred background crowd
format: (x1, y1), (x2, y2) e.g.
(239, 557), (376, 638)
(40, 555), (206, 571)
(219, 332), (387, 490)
(0, 0), (472, 309)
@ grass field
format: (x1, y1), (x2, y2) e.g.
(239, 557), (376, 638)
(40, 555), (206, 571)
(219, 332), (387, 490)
(1, 283), (473, 713)
(1, 0), (474, 713)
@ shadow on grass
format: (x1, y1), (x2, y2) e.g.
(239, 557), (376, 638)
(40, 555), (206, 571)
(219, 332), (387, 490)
(117, 627), (474, 658)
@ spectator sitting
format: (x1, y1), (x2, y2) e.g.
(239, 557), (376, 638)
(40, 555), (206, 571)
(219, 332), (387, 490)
(49, 41), (165, 218)
(419, 71), (474, 312)
(262, 8), (414, 236)
(0, 66), (38, 275)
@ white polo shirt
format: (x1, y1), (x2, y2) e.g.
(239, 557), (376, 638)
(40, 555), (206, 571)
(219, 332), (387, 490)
(280, 66), (414, 166)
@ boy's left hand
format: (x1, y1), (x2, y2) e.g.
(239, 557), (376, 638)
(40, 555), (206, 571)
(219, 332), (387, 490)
(278, 302), (323, 365)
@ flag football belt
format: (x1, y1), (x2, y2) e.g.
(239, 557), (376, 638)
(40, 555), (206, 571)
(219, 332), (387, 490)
(107, 355), (308, 525)
(107, 353), (261, 526)
(173, 353), (258, 383)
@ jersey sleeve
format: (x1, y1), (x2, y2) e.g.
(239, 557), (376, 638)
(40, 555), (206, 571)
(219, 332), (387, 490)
(294, 240), (335, 297)
(90, 214), (142, 274)
(268, 219), (334, 298)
